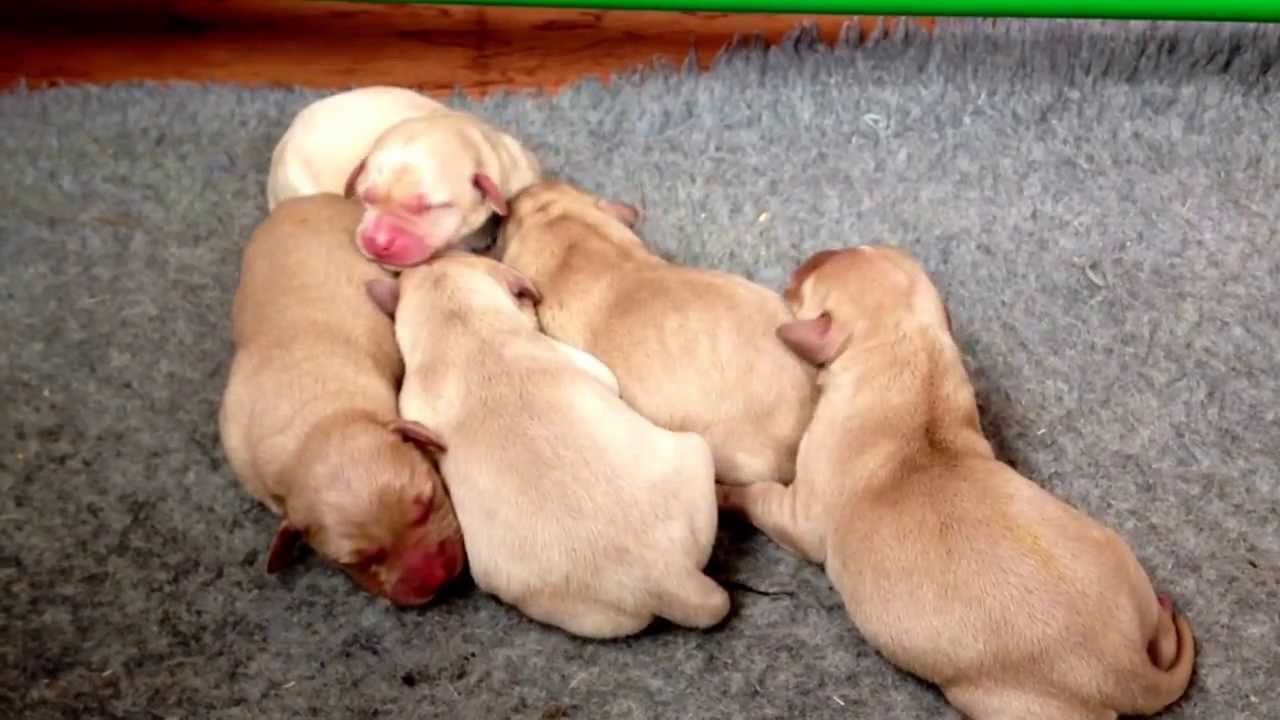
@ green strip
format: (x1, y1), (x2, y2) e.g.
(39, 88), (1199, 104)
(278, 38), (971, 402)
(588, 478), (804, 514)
(344, 0), (1280, 22)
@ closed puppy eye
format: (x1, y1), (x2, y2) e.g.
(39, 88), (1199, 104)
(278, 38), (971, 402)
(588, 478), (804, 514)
(405, 199), (452, 215)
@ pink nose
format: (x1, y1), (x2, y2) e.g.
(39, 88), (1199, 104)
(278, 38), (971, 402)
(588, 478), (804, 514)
(388, 541), (464, 606)
(361, 223), (411, 259)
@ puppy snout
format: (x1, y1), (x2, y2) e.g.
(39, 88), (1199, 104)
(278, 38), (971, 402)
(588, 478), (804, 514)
(388, 540), (464, 606)
(359, 217), (431, 267)
(361, 221), (405, 257)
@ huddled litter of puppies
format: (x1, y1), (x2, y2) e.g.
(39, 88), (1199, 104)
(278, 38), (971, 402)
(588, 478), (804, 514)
(219, 85), (1196, 719)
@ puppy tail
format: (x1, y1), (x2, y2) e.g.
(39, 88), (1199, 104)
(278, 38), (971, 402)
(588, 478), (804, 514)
(1115, 599), (1196, 715)
(653, 569), (730, 631)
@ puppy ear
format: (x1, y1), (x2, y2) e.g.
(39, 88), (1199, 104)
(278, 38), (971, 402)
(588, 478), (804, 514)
(785, 249), (842, 302)
(776, 312), (841, 366)
(390, 419), (447, 455)
(344, 157), (368, 199)
(266, 519), (306, 575)
(596, 198), (640, 228)
(365, 278), (399, 317)
(494, 263), (541, 306)
(473, 173), (508, 216)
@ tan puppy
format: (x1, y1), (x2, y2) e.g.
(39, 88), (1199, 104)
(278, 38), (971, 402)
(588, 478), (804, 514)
(366, 253), (729, 639)
(266, 86), (447, 211)
(349, 113), (541, 268)
(719, 245), (1196, 720)
(218, 194), (464, 607)
(497, 180), (817, 486)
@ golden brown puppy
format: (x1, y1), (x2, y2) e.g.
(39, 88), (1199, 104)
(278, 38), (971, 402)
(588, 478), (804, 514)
(497, 179), (817, 486)
(367, 253), (729, 639)
(719, 245), (1196, 720)
(218, 194), (464, 606)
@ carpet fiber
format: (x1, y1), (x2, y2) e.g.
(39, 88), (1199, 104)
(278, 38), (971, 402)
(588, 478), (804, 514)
(2, 18), (1278, 720)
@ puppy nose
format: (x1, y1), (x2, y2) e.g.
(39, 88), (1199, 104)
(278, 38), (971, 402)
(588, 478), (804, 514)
(361, 227), (400, 257)
(388, 541), (464, 605)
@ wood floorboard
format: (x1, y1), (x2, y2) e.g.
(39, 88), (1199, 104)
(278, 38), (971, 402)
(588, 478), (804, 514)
(0, 1), (935, 97)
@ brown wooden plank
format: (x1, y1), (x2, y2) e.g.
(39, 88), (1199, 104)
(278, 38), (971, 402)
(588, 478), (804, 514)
(0, 1), (934, 97)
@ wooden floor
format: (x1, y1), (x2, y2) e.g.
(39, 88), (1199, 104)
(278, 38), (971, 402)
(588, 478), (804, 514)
(0, 1), (935, 97)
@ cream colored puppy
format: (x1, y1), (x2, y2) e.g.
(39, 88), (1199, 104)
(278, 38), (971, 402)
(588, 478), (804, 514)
(349, 113), (541, 268)
(266, 86), (447, 211)
(720, 245), (1196, 720)
(218, 194), (465, 607)
(497, 180), (817, 486)
(366, 253), (729, 639)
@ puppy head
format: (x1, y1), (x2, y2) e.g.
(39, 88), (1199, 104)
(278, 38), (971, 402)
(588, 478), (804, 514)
(348, 116), (509, 268)
(268, 418), (465, 607)
(373, 251), (542, 332)
(497, 179), (642, 254)
(510, 179), (640, 227)
(776, 245), (950, 367)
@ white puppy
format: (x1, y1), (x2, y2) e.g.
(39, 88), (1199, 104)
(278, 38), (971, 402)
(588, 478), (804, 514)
(366, 253), (730, 639)
(266, 86), (446, 211)
(348, 114), (541, 268)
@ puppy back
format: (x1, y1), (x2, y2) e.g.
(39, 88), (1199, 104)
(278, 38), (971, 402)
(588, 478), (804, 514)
(246, 193), (364, 261)
(233, 194), (393, 346)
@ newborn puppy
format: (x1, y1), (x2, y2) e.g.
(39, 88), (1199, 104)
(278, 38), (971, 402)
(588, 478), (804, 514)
(350, 113), (541, 268)
(266, 86), (446, 211)
(367, 253), (729, 639)
(720, 246), (1196, 720)
(218, 194), (464, 607)
(497, 180), (817, 486)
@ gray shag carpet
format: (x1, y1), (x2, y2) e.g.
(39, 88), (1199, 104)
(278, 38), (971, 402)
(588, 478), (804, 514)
(2, 18), (1278, 720)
